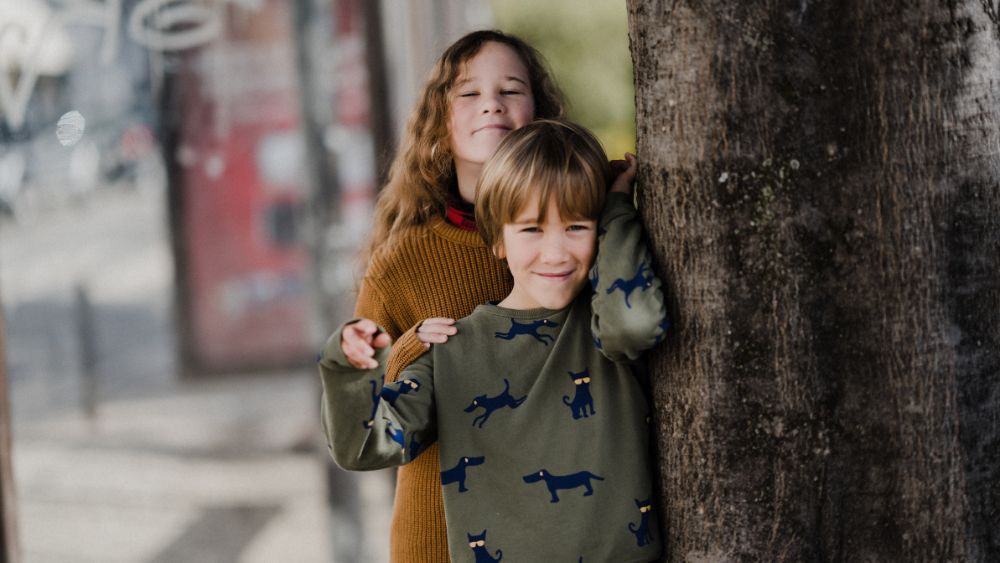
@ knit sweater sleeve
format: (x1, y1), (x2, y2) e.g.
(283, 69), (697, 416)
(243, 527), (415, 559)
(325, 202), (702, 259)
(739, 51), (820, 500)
(589, 191), (670, 362)
(384, 327), (431, 384)
(354, 275), (405, 340)
(318, 320), (437, 471)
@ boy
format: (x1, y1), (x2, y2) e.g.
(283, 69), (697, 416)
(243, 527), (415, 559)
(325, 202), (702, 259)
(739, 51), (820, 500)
(319, 120), (667, 562)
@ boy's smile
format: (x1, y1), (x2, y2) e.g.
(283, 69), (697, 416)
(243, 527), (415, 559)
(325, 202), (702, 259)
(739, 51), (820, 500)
(496, 196), (597, 311)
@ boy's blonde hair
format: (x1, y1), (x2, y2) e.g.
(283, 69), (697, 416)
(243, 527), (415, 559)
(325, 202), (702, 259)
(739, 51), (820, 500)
(475, 119), (610, 252)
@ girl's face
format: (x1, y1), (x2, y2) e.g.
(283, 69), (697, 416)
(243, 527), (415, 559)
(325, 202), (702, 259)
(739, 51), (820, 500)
(449, 42), (535, 195)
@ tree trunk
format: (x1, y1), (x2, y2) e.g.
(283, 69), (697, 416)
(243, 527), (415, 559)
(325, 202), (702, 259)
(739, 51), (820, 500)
(627, 1), (1000, 560)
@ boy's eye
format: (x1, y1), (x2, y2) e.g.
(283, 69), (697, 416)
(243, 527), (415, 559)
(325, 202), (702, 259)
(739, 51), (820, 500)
(519, 226), (540, 233)
(568, 224), (591, 232)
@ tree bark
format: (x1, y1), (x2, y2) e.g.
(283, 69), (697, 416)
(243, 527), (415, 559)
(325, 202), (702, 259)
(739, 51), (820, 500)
(627, 1), (1000, 560)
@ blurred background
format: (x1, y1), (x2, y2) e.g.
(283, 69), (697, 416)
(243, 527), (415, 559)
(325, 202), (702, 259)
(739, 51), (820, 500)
(0, 0), (633, 561)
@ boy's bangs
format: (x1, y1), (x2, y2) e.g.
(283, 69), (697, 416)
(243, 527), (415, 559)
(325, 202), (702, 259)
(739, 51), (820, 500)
(532, 158), (605, 223)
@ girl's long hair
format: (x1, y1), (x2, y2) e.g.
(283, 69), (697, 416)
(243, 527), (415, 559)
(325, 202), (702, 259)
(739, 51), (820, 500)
(363, 30), (565, 262)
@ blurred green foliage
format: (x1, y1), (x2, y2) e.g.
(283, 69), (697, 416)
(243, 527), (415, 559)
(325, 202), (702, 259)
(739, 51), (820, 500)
(492, 0), (636, 158)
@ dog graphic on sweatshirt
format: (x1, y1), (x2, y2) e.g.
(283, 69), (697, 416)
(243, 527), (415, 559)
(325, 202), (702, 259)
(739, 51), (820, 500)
(654, 314), (671, 345)
(363, 380), (380, 429)
(379, 378), (420, 406)
(441, 456), (485, 493)
(464, 378), (527, 428)
(383, 418), (405, 450)
(606, 262), (653, 308)
(563, 369), (595, 420)
(522, 469), (604, 503)
(629, 498), (654, 547)
(408, 432), (425, 460)
(494, 319), (558, 345)
(467, 530), (502, 562)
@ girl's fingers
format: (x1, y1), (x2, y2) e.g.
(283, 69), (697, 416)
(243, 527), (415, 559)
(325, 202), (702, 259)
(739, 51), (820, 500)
(341, 320), (381, 367)
(416, 317), (457, 344)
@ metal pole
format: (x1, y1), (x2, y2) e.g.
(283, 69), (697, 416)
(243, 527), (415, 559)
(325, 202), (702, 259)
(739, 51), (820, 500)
(0, 306), (20, 563)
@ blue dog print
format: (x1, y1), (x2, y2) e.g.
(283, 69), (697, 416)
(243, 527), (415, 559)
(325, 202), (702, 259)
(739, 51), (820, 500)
(383, 418), (405, 450)
(408, 432), (425, 460)
(522, 469), (604, 503)
(441, 455), (485, 493)
(563, 369), (595, 420)
(606, 262), (653, 308)
(629, 498), (654, 547)
(363, 380), (380, 429)
(654, 314), (671, 345)
(494, 319), (558, 345)
(468, 530), (502, 562)
(464, 378), (527, 428)
(379, 377), (420, 406)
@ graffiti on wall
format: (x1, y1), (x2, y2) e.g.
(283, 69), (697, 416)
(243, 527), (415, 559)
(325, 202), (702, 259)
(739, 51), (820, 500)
(1, 0), (259, 131)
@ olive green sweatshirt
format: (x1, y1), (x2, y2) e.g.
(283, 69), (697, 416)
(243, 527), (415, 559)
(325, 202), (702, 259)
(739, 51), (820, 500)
(319, 192), (668, 562)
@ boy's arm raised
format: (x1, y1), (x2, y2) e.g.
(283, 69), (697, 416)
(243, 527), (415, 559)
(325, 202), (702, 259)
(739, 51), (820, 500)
(318, 319), (437, 471)
(589, 191), (669, 362)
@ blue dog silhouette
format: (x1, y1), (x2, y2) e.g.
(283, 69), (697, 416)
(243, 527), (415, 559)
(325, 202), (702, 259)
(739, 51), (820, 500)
(464, 378), (527, 428)
(383, 418), (405, 450)
(467, 530), (502, 562)
(606, 262), (653, 308)
(379, 378), (420, 406)
(408, 432), (425, 460)
(440, 455), (485, 493)
(494, 319), (558, 345)
(629, 498), (654, 547)
(562, 369), (595, 420)
(654, 314), (671, 345)
(522, 469), (604, 503)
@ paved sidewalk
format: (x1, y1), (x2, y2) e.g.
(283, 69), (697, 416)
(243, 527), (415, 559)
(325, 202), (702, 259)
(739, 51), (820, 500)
(12, 371), (332, 563)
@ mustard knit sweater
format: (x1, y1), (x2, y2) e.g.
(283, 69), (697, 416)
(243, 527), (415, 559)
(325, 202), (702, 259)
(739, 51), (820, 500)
(354, 216), (512, 562)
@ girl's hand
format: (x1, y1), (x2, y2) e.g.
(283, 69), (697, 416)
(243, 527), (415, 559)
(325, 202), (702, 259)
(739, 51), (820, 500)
(416, 317), (457, 348)
(609, 152), (637, 195)
(341, 318), (391, 369)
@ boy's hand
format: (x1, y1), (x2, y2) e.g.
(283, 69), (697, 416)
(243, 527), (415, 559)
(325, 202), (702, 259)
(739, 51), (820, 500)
(341, 318), (391, 369)
(609, 152), (637, 195)
(416, 317), (457, 348)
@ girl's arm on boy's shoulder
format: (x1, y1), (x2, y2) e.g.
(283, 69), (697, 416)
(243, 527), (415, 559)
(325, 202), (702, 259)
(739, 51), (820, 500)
(589, 192), (669, 362)
(354, 278), (404, 339)
(318, 320), (438, 471)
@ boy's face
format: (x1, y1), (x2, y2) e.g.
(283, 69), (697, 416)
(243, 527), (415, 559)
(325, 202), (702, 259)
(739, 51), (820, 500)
(496, 195), (597, 311)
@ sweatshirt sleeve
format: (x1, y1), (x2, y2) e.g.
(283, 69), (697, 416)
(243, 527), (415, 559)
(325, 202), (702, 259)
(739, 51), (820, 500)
(589, 192), (670, 362)
(317, 320), (437, 471)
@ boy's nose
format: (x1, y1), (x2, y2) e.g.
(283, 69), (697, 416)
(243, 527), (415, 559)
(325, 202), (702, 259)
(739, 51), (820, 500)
(539, 237), (569, 263)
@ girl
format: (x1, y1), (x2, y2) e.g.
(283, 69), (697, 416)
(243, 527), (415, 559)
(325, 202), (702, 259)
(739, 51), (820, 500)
(339, 30), (565, 562)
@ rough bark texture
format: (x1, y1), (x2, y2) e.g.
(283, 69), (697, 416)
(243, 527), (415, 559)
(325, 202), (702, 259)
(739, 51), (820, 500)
(627, 1), (1000, 561)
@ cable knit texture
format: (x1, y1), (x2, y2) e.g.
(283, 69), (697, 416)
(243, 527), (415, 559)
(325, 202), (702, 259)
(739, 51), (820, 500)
(354, 216), (512, 563)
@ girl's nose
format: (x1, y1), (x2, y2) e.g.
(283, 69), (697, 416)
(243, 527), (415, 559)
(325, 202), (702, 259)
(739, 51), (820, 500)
(480, 92), (504, 114)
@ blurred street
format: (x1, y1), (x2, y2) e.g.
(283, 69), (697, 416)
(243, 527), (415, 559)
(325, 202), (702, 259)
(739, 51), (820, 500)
(0, 184), (389, 562)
